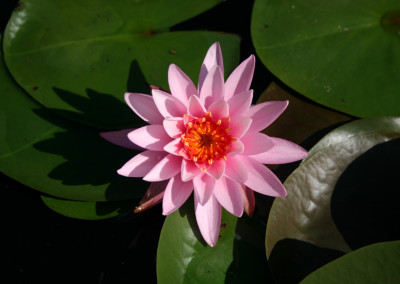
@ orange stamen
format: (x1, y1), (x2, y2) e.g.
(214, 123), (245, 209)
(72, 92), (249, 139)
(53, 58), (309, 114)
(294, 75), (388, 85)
(181, 113), (234, 165)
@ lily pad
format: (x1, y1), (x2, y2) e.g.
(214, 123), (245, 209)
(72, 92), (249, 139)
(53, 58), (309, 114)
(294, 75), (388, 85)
(0, 43), (146, 201)
(252, 0), (400, 117)
(41, 195), (137, 220)
(156, 198), (271, 283)
(301, 241), (400, 283)
(266, 117), (400, 257)
(3, 0), (240, 129)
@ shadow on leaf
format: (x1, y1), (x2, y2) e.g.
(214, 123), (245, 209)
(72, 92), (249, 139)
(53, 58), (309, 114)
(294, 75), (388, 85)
(225, 213), (273, 283)
(332, 138), (400, 250)
(50, 60), (149, 129)
(178, 195), (207, 246)
(32, 106), (148, 201)
(268, 238), (344, 283)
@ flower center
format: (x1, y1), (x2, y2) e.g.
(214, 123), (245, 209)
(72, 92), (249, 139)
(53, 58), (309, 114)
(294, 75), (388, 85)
(181, 112), (233, 165)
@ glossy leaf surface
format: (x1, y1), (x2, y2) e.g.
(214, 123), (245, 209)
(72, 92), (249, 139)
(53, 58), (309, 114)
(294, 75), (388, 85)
(266, 117), (400, 257)
(4, 0), (240, 128)
(301, 241), (400, 283)
(157, 198), (270, 283)
(252, 0), (400, 117)
(0, 45), (146, 201)
(41, 195), (137, 220)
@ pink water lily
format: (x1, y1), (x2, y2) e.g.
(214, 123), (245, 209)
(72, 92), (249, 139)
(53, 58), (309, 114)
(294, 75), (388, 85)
(104, 43), (307, 246)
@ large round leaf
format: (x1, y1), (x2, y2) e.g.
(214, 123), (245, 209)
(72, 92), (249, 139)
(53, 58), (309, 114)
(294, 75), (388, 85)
(301, 241), (400, 283)
(266, 117), (400, 257)
(0, 45), (146, 201)
(265, 117), (400, 282)
(41, 195), (137, 220)
(157, 198), (271, 283)
(3, 0), (240, 128)
(252, 0), (400, 117)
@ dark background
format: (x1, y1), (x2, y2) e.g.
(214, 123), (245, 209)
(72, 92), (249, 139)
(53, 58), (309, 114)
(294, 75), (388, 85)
(1, 1), (275, 283)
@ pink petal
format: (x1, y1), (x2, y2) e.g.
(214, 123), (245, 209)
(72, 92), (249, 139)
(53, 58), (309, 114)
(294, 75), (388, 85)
(199, 42), (224, 93)
(188, 95), (207, 117)
(229, 116), (252, 138)
(227, 89), (253, 117)
(240, 132), (274, 155)
(168, 64), (198, 106)
(205, 160), (226, 180)
(246, 100), (288, 133)
(250, 137), (308, 164)
(194, 192), (221, 247)
(207, 100), (229, 120)
(193, 173), (216, 205)
(143, 154), (182, 182)
(100, 129), (143, 150)
(163, 138), (182, 156)
(227, 139), (244, 156)
(214, 177), (243, 217)
(239, 156), (287, 197)
(134, 181), (168, 213)
(241, 186), (255, 217)
(163, 117), (185, 138)
(181, 159), (201, 181)
(162, 175), (193, 215)
(124, 92), (164, 125)
(224, 55), (255, 101)
(224, 155), (248, 183)
(117, 150), (167, 177)
(152, 89), (187, 118)
(128, 125), (171, 151)
(199, 65), (225, 109)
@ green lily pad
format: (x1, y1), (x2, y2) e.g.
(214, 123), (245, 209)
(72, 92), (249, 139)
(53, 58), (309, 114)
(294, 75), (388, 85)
(0, 43), (146, 202)
(266, 117), (400, 258)
(3, 0), (240, 129)
(252, 0), (400, 117)
(41, 195), (136, 220)
(157, 198), (271, 283)
(301, 241), (400, 283)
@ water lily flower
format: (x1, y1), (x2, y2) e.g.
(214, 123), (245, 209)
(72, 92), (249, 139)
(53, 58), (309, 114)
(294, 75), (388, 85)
(103, 43), (307, 246)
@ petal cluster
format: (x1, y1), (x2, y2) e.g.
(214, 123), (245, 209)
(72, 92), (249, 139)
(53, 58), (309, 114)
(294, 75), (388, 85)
(111, 43), (307, 247)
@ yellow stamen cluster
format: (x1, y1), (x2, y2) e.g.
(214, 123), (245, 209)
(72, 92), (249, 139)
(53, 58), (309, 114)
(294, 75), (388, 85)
(181, 112), (233, 165)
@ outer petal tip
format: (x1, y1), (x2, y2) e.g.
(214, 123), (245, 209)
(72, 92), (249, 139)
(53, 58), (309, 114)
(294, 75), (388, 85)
(168, 64), (197, 105)
(275, 186), (287, 198)
(127, 125), (171, 151)
(224, 54), (256, 100)
(242, 186), (255, 218)
(123, 92), (131, 102)
(123, 92), (164, 124)
(199, 65), (225, 108)
(194, 192), (221, 247)
(100, 129), (143, 150)
(133, 181), (167, 213)
(247, 100), (289, 133)
(249, 137), (308, 164)
(152, 89), (187, 118)
(199, 42), (224, 93)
